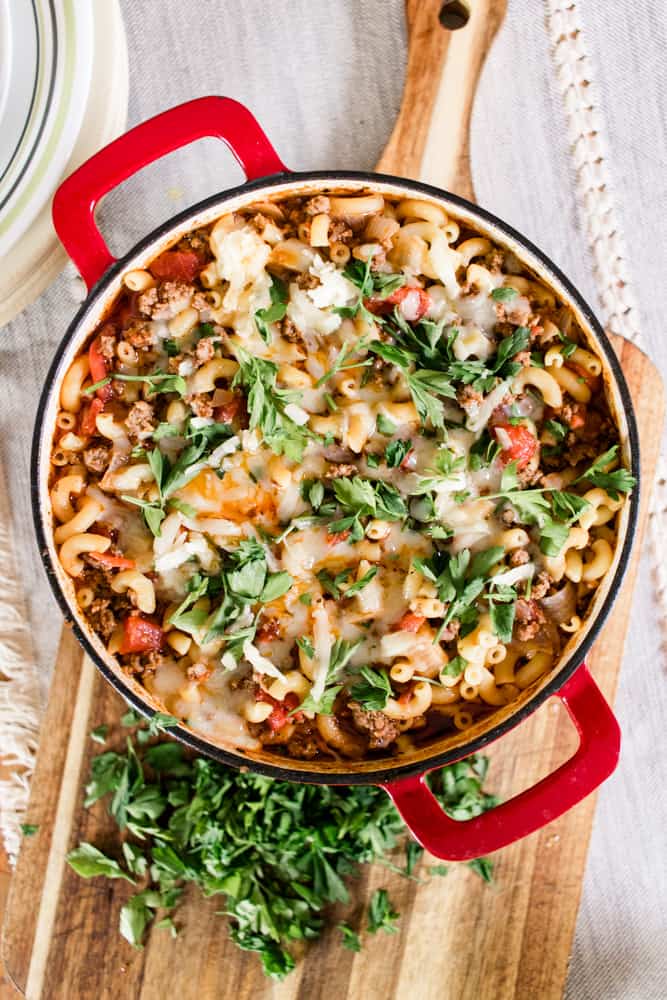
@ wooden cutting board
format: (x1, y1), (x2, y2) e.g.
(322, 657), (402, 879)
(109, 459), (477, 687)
(3, 2), (664, 998)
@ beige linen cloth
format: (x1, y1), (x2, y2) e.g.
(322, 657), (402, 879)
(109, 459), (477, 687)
(0, 2), (664, 997)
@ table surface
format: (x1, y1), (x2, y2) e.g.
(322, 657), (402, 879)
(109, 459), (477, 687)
(0, 2), (665, 998)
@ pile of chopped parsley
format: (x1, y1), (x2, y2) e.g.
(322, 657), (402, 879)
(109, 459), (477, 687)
(64, 714), (496, 979)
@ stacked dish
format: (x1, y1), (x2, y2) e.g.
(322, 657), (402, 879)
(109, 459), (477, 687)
(0, 0), (127, 327)
(0, 0), (93, 258)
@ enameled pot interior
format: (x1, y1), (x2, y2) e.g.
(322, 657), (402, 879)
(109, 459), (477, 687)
(32, 171), (640, 784)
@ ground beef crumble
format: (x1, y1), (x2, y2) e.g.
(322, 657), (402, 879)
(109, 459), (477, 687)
(514, 598), (545, 641)
(138, 281), (193, 320)
(304, 195), (330, 216)
(195, 337), (216, 364)
(188, 393), (214, 419)
(123, 319), (155, 350)
(125, 400), (156, 441)
(349, 703), (400, 750)
(83, 445), (111, 473)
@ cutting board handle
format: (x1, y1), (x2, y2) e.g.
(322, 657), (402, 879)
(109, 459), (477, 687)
(381, 664), (620, 860)
(376, 0), (507, 198)
(52, 96), (287, 291)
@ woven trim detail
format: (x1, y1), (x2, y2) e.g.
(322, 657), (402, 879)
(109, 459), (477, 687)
(0, 466), (41, 865)
(545, 1), (642, 343)
(546, 2), (667, 645)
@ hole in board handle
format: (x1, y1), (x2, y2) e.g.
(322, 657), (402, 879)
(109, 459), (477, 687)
(439, 0), (471, 30)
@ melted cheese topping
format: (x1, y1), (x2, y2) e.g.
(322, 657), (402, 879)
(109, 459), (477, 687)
(50, 188), (630, 762)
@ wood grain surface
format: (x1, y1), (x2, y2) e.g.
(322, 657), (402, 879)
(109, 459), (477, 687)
(2, 2), (664, 999)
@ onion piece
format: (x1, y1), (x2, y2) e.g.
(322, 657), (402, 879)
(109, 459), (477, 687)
(492, 563), (535, 588)
(539, 581), (576, 624)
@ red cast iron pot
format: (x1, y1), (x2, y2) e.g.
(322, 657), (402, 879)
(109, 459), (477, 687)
(32, 97), (640, 860)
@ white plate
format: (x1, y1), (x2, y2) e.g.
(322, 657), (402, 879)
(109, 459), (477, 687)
(0, 0), (94, 257)
(0, 0), (40, 183)
(0, 0), (128, 328)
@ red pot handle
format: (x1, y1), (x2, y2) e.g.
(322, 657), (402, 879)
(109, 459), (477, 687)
(52, 96), (288, 290)
(381, 664), (620, 860)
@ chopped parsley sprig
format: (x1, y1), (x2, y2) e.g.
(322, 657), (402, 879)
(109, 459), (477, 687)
(167, 540), (292, 656)
(486, 462), (592, 557)
(121, 420), (235, 537)
(232, 345), (315, 461)
(85, 370), (188, 397)
(67, 722), (495, 979)
(575, 445), (636, 500)
(254, 275), (288, 344)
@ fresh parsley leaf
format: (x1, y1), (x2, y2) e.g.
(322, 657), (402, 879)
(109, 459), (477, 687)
(543, 419), (568, 443)
(254, 276), (288, 344)
(315, 338), (372, 387)
(338, 922), (362, 952)
(260, 571), (293, 603)
(376, 412), (396, 435)
(349, 667), (392, 711)
(296, 636), (314, 659)
(491, 286), (519, 302)
(316, 567), (352, 600)
(332, 476), (407, 523)
(343, 566), (378, 598)
(146, 713), (179, 737)
(233, 346), (312, 461)
(120, 891), (154, 948)
(298, 592), (312, 606)
(468, 857), (494, 882)
(90, 724), (109, 744)
(539, 520), (571, 557)
(85, 371), (187, 397)
(404, 840), (424, 876)
(442, 655), (467, 678)
(67, 843), (135, 882)
(488, 589), (517, 643)
(163, 338), (180, 357)
(153, 421), (181, 441)
(385, 438), (412, 468)
(469, 430), (501, 471)
(367, 889), (399, 935)
(576, 446), (636, 500)
(20, 823), (39, 836)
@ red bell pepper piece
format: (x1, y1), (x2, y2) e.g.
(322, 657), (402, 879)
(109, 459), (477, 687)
(80, 396), (105, 436)
(149, 249), (204, 283)
(87, 552), (136, 570)
(366, 285), (431, 322)
(118, 615), (164, 655)
(89, 336), (113, 403)
(256, 689), (302, 730)
(493, 422), (538, 471)
(396, 611), (426, 633)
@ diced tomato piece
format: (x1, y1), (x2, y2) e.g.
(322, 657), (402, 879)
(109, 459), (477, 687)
(327, 529), (351, 546)
(80, 397), (105, 436)
(119, 615), (164, 655)
(365, 285), (431, 322)
(256, 688), (302, 730)
(400, 447), (416, 470)
(256, 618), (281, 644)
(396, 611), (426, 633)
(149, 249), (204, 283)
(213, 395), (244, 424)
(88, 337), (113, 403)
(87, 552), (136, 570)
(493, 422), (538, 471)
(569, 362), (600, 392)
(567, 407), (586, 430)
(387, 285), (432, 321)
